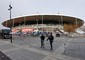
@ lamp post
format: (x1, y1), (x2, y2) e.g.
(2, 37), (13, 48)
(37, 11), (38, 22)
(8, 4), (12, 43)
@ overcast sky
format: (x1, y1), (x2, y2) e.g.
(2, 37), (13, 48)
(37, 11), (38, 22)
(0, 0), (85, 29)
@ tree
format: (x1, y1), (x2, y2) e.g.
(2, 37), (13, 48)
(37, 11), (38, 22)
(64, 24), (79, 33)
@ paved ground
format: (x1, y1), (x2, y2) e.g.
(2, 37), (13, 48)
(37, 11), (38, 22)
(0, 35), (85, 60)
(0, 51), (11, 60)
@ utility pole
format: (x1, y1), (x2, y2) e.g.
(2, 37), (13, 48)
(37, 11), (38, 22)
(8, 4), (12, 43)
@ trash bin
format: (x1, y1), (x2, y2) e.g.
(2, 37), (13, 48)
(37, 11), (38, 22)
(56, 33), (60, 37)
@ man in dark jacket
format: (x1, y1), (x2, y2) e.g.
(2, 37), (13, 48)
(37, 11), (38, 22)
(47, 33), (54, 50)
(40, 34), (45, 48)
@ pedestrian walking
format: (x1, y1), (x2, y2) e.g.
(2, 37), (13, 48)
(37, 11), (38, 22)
(47, 33), (54, 50)
(40, 34), (45, 48)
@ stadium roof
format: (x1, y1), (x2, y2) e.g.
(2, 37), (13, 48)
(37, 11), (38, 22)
(2, 15), (84, 28)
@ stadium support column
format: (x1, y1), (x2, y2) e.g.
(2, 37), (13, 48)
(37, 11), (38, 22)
(36, 19), (38, 30)
(75, 18), (77, 27)
(42, 15), (43, 31)
(61, 15), (63, 30)
(24, 17), (26, 27)
(8, 4), (12, 43)
(12, 19), (14, 30)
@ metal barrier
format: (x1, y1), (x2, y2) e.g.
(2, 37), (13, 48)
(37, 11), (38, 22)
(12, 34), (85, 59)
(63, 39), (85, 59)
(12, 34), (41, 47)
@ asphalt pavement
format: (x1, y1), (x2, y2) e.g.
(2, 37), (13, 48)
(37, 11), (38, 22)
(0, 35), (85, 60)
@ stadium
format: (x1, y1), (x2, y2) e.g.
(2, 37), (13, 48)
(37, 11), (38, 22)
(2, 15), (84, 34)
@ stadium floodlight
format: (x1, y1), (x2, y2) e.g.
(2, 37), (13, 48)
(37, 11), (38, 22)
(8, 4), (12, 43)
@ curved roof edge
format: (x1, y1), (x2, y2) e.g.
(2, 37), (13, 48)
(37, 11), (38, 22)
(2, 15), (84, 28)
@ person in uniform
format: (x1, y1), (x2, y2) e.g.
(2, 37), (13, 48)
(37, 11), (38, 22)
(40, 34), (45, 48)
(47, 33), (54, 50)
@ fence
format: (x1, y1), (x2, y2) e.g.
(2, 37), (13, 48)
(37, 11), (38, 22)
(63, 38), (85, 59)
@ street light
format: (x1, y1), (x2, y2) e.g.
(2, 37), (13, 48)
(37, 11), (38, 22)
(8, 4), (12, 43)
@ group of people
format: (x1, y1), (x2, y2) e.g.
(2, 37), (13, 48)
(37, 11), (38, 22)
(40, 32), (54, 50)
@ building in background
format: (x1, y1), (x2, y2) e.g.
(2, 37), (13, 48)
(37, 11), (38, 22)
(1, 15), (84, 34)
